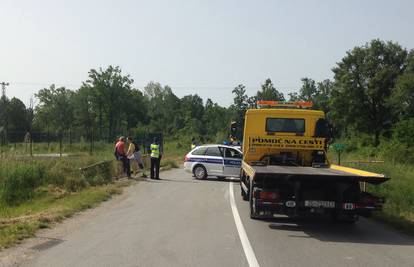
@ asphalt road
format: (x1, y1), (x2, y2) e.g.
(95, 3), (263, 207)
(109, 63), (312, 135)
(20, 168), (414, 267)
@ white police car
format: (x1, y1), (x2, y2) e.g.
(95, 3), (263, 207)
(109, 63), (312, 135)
(184, 145), (243, 179)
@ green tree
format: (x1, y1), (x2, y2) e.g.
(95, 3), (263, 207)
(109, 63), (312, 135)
(177, 94), (205, 137)
(124, 89), (148, 133)
(256, 78), (285, 101)
(144, 82), (180, 135)
(0, 95), (9, 145)
(298, 78), (332, 113)
(230, 84), (249, 140)
(36, 85), (74, 155)
(7, 98), (28, 138)
(72, 86), (97, 152)
(203, 99), (229, 141)
(392, 118), (414, 147)
(391, 49), (414, 120)
(83, 66), (134, 141)
(331, 39), (407, 145)
(298, 78), (317, 101)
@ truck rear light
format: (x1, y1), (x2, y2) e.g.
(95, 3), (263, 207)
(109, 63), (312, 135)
(259, 191), (280, 201)
(285, 200), (296, 208)
(361, 195), (377, 205)
(343, 203), (355, 210)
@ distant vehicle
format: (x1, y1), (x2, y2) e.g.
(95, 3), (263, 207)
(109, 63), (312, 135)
(184, 145), (243, 180)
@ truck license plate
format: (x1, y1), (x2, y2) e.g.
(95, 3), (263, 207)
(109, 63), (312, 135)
(305, 200), (335, 208)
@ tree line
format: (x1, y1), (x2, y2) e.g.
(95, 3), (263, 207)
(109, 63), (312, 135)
(0, 39), (413, 151)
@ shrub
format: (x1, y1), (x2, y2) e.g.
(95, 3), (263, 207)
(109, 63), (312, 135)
(64, 176), (87, 192)
(80, 161), (114, 186)
(393, 118), (414, 147)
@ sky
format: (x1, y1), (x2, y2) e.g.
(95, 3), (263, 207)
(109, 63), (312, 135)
(1, 0), (414, 107)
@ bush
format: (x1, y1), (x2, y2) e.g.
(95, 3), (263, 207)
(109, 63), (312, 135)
(64, 176), (87, 192)
(80, 161), (114, 186)
(393, 118), (414, 147)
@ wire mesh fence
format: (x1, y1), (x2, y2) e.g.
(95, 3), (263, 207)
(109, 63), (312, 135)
(0, 130), (163, 157)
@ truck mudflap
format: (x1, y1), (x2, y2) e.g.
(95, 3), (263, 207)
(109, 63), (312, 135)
(244, 162), (389, 185)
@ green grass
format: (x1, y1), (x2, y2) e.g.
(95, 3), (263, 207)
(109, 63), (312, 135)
(339, 151), (414, 234)
(0, 140), (184, 249)
(0, 181), (131, 248)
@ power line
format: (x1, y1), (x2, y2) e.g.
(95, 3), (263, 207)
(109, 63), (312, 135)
(9, 81), (301, 90)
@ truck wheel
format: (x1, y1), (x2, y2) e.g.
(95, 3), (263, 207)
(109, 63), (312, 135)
(193, 165), (207, 180)
(249, 180), (259, 219)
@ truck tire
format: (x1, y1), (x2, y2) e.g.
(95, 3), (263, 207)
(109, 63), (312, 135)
(249, 179), (260, 219)
(193, 165), (207, 180)
(241, 179), (249, 201)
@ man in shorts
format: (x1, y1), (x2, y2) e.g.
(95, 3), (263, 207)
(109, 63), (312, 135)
(127, 136), (147, 178)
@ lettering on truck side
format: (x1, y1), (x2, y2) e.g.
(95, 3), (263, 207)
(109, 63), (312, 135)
(249, 137), (325, 150)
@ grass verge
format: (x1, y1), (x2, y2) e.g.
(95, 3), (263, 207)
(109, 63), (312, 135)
(339, 151), (414, 235)
(0, 141), (184, 249)
(0, 180), (131, 249)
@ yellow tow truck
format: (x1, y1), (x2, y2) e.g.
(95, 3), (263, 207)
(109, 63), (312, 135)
(239, 101), (389, 222)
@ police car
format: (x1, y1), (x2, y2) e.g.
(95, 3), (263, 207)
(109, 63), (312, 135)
(184, 145), (243, 179)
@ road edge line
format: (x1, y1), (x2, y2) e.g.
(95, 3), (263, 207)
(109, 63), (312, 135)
(229, 182), (260, 267)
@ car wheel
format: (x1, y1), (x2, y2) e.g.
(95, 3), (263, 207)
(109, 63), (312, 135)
(193, 165), (207, 180)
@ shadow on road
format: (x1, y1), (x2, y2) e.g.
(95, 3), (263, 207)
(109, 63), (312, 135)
(151, 177), (240, 183)
(155, 178), (199, 183)
(266, 216), (414, 246)
(202, 177), (240, 183)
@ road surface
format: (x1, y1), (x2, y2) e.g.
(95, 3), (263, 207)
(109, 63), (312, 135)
(13, 168), (414, 266)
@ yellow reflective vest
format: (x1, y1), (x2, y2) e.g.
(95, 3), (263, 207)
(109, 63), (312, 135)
(150, 143), (160, 158)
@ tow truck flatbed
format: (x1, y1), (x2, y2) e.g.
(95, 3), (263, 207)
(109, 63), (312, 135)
(243, 162), (389, 185)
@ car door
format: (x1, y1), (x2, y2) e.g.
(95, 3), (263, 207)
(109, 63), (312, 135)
(204, 146), (224, 175)
(222, 147), (243, 177)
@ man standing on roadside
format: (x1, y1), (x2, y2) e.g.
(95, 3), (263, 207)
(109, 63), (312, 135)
(115, 136), (131, 179)
(150, 137), (161, 180)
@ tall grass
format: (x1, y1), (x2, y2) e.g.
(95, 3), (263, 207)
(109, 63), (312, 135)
(338, 148), (414, 233)
(0, 155), (116, 206)
(0, 140), (183, 207)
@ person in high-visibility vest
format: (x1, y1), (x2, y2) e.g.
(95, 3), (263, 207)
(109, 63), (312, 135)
(191, 137), (197, 150)
(150, 137), (162, 180)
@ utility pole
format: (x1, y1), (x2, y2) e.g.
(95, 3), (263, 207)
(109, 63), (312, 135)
(0, 82), (9, 155)
(0, 82), (9, 99)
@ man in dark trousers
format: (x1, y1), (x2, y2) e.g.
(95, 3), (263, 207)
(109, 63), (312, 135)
(115, 136), (131, 179)
(150, 137), (162, 180)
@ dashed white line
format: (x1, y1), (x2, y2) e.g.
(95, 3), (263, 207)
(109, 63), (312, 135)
(229, 182), (260, 267)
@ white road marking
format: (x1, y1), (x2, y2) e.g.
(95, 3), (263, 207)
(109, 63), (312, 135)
(229, 182), (260, 267)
